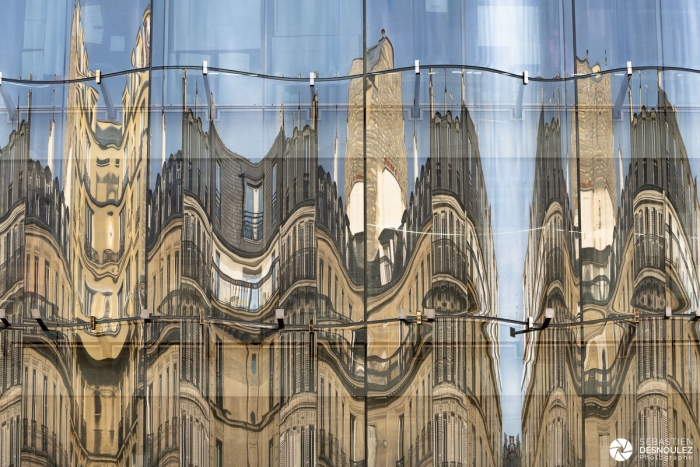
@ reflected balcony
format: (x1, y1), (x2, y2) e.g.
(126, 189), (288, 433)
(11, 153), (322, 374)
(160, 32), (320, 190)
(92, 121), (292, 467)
(316, 294), (352, 324)
(432, 238), (469, 284)
(182, 241), (210, 293)
(366, 324), (432, 391)
(243, 211), (263, 241)
(24, 292), (60, 322)
(0, 246), (24, 297)
(212, 259), (278, 315)
(317, 330), (365, 383)
(431, 239), (482, 312)
(544, 247), (564, 286)
(279, 247), (316, 295)
(634, 234), (665, 277)
(84, 240), (100, 263)
(102, 247), (124, 264)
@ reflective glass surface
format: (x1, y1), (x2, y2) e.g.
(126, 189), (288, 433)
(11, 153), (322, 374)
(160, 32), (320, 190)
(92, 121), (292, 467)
(4, 2), (700, 467)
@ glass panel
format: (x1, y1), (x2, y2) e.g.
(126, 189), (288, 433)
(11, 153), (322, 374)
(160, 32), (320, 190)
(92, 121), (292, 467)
(575, 0), (661, 73)
(367, 0), (573, 78)
(5, 2), (700, 465)
(0, 0), (151, 80)
(152, 0), (363, 79)
(661, 0), (700, 69)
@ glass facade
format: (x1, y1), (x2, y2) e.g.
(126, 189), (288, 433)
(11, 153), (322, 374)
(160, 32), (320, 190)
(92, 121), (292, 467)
(1, 1), (700, 466)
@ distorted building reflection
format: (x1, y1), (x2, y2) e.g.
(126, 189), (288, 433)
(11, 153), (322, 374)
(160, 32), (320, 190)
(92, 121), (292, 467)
(10, 3), (700, 467)
(0, 18), (509, 465)
(521, 88), (580, 467)
(521, 59), (700, 465)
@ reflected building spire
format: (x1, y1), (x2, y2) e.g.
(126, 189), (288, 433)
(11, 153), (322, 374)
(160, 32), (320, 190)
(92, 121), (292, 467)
(572, 56), (617, 306)
(280, 103), (284, 132)
(572, 57), (616, 251)
(344, 34), (408, 255)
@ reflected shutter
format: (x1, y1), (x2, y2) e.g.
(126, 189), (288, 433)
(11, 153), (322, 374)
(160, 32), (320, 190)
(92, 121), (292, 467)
(295, 334), (301, 394)
(13, 331), (20, 386)
(303, 334), (309, 392)
(280, 433), (286, 467)
(437, 413), (443, 466)
(303, 427), (310, 467)
(462, 420), (468, 465)
(548, 424), (553, 466)
(451, 414), (456, 462)
(438, 323), (444, 384)
(661, 408), (668, 443)
(0, 334), (4, 392)
(660, 321), (667, 377)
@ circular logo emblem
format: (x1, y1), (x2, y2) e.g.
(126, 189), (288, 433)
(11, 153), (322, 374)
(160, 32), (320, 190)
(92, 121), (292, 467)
(610, 438), (633, 461)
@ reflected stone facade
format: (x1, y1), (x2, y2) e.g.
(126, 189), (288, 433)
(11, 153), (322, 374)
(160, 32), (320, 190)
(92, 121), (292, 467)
(521, 59), (700, 466)
(2, 1), (700, 467)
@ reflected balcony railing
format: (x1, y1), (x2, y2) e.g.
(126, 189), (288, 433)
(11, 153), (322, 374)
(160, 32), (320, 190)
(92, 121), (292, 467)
(366, 324), (432, 390)
(544, 247), (564, 285)
(102, 247), (124, 264)
(182, 241), (210, 293)
(84, 240), (100, 263)
(432, 238), (473, 286)
(316, 293), (352, 324)
(0, 246), (24, 297)
(172, 416), (178, 448)
(41, 424), (47, 453)
(582, 326), (634, 401)
(379, 255), (394, 285)
(319, 431), (346, 467)
(279, 247), (316, 294)
(581, 275), (611, 303)
(271, 192), (278, 221)
(212, 259), (278, 313)
(634, 234), (665, 276)
(243, 211), (263, 241)
(24, 292), (60, 322)
(316, 330), (364, 382)
(584, 368), (611, 397)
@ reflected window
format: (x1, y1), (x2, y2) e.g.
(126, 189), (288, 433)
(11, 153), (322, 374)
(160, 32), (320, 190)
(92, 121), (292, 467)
(215, 162), (221, 222)
(244, 184), (263, 241)
(215, 338), (223, 406)
(85, 203), (94, 248)
(42, 376), (47, 428)
(268, 438), (273, 467)
(272, 164), (277, 219)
